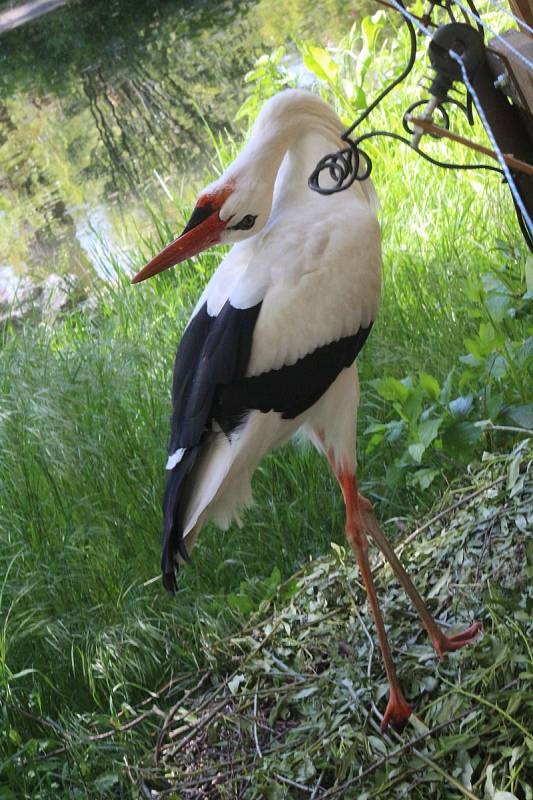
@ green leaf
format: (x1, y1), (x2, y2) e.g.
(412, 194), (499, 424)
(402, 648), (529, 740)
(351, 85), (367, 110)
(449, 395), (473, 417)
(367, 734), (388, 755)
(267, 566), (281, 590)
(479, 321), (499, 347)
(295, 754), (316, 782)
(407, 467), (439, 489)
(95, 774), (119, 794)
(356, 44), (371, 85)
(485, 353), (508, 380)
(485, 291), (510, 322)
(404, 387), (425, 426)
(418, 417), (442, 447)
(0, 790), (18, 800)
(228, 673), (246, 694)
(486, 391), (503, 420)
(516, 336), (533, 367)
(419, 372), (440, 401)
(373, 376), (410, 404)
(505, 403), (533, 430)
(293, 686), (318, 700)
(408, 443), (425, 463)
(365, 422), (386, 434)
(361, 12), (385, 51)
(442, 420), (481, 457)
(302, 46), (338, 83)
(227, 593), (253, 614)
(464, 336), (483, 360)
(525, 255), (533, 294)
(440, 369), (454, 404)
(366, 431), (384, 453)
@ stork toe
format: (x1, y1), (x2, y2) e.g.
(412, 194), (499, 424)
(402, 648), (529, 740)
(381, 690), (412, 732)
(432, 621), (482, 661)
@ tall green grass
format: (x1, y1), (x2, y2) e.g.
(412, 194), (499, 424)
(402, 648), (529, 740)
(0, 11), (531, 797)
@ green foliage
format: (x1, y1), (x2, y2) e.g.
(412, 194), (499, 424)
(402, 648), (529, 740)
(236, 48), (295, 123)
(365, 245), (532, 491)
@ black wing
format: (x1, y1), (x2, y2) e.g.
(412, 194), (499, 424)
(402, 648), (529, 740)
(162, 296), (373, 592)
(162, 300), (261, 590)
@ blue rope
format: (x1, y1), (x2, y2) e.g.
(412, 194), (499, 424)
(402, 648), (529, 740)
(453, 0), (533, 71)
(386, 0), (533, 239)
(489, 0), (533, 36)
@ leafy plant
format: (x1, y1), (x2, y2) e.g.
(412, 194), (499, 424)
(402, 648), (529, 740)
(235, 47), (295, 124)
(298, 11), (386, 121)
(365, 248), (532, 490)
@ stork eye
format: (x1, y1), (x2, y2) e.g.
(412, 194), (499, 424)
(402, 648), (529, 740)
(230, 214), (257, 231)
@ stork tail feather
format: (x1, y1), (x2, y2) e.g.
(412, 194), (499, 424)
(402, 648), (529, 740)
(161, 447), (199, 592)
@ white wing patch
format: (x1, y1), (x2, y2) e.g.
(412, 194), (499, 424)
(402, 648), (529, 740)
(190, 240), (256, 320)
(166, 448), (186, 470)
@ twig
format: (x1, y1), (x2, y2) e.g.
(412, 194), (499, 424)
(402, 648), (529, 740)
(438, 675), (532, 739)
(321, 708), (477, 798)
(161, 697), (232, 757)
(369, 714), (482, 800)
(275, 773), (314, 793)
(88, 709), (154, 743)
(253, 681), (263, 759)
(381, 475), (506, 566)
(165, 610), (289, 742)
(18, 708), (63, 734)
(34, 706), (157, 762)
(351, 602), (375, 680)
(374, 0), (438, 27)
(311, 770), (325, 800)
(154, 670), (212, 766)
(156, 763), (248, 795)
(406, 115), (533, 177)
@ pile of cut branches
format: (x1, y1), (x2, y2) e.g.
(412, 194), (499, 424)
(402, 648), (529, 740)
(132, 439), (532, 799)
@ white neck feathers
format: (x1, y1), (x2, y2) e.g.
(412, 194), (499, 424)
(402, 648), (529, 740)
(229, 90), (344, 182)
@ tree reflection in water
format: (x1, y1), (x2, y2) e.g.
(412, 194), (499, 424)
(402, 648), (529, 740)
(0, 0), (356, 285)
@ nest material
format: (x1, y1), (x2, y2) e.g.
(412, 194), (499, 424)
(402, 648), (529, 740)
(132, 439), (533, 799)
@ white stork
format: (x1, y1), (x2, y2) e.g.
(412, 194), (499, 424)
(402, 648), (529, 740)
(132, 89), (480, 731)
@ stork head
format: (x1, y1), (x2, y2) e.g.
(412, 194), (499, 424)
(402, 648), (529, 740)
(131, 173), (272, 284)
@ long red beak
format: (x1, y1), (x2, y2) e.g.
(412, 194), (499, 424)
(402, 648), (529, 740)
(131, 205), (227, 284)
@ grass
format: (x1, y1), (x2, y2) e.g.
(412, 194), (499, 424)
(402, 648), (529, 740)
(0, 8), (532, 798)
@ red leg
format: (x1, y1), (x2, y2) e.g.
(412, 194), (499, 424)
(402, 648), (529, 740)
(338, 470), (412, 732)
(360, 499), (481, 660)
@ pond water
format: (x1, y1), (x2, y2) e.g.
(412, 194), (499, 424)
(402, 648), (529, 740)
(0, 0), (362, 297)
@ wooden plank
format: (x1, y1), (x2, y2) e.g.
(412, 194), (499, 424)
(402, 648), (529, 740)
(509, 0), (533, 32)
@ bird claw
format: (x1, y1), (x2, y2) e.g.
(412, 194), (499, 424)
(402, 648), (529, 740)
(432, 622), (482, 661)
(381, 689), (412, 732)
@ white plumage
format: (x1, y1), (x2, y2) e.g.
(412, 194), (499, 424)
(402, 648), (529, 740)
(166, 91), (380, 548)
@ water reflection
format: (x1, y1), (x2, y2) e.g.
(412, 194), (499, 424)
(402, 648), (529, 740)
(0, 0), (359, 291)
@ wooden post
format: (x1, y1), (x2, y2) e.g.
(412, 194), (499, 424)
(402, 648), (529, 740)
(509, 0), (533, 32)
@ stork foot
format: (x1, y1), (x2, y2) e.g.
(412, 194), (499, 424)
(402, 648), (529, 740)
(432, 622), (482, 661)
(381, 688), (412, 732)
